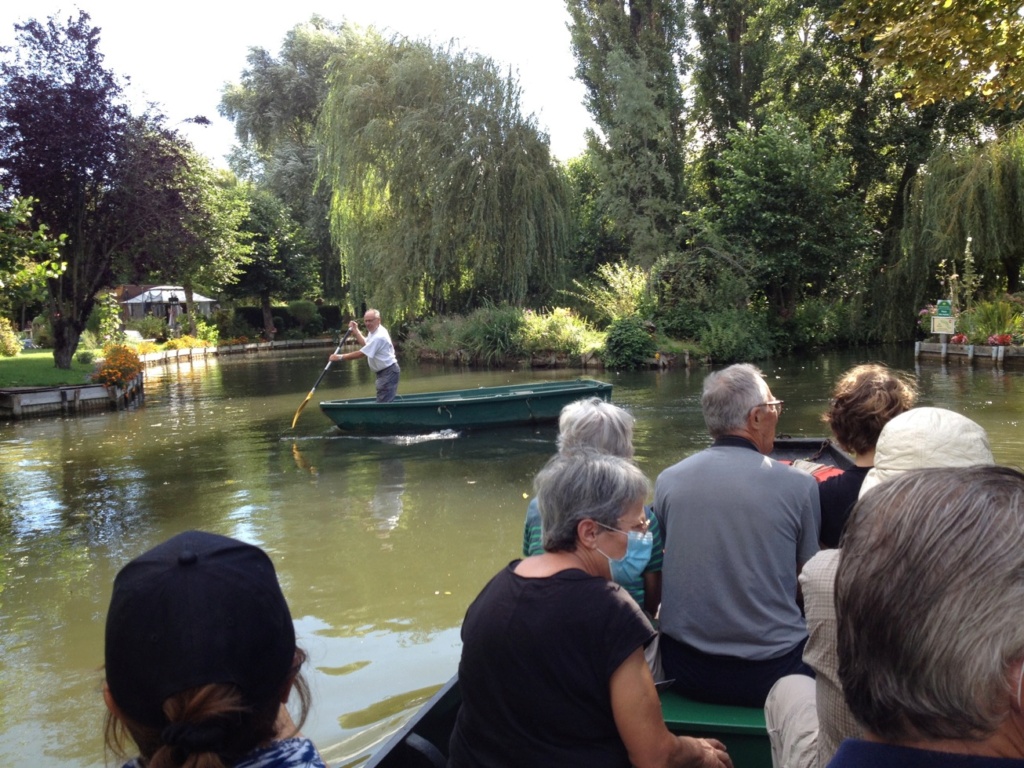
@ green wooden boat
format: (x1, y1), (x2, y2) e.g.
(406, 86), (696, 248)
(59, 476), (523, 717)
(319, 378), (613, 434)
(362, 674), (773, 768)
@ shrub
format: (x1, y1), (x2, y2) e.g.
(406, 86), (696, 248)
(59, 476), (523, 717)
(602, 315), (656, 370)
(193, 317), (219, 345)
(521, 308), (600, 356)
(700, 309), (773, 363)
(403, 315), (468, 360)
(0, 317), (21, 357)
(971, 299), (1023, 338)
(128, 314), (169, 341)
(75, 349), (95, 364)
(78, 329), (99, 350)
(288, 300), (319, 328)
(164, 335), (211, 350)
(136, 341), (159, 355)
(31, 315), (53, 348)
(566, 262), (655, 324)
(303, 313), (325, 336)
(212, 309), (256, 340)
(458, 305), (526, 364)
(94, 345), (143, 388)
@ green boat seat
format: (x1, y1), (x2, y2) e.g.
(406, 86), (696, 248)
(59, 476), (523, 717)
(660, 690), (772, 768)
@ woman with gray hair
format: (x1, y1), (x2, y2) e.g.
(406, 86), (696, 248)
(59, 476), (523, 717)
(449, 451), (732, 768)
(522, 397), (663, 617)
(832, 466), (1024, 766)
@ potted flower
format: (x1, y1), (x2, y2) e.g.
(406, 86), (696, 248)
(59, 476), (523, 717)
(950, 333), (969, 344)
(987, 333), (1013, 346)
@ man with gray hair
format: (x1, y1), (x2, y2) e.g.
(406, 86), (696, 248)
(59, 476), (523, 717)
(330, 308), (400, 402)
(655, 363), (820, 707)
(830, 466), (1024, 766)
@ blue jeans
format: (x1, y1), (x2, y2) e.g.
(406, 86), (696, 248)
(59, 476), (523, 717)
(375, 363), (400, 403)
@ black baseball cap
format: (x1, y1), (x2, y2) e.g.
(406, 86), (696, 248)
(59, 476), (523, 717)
(104, 530), (296, 727)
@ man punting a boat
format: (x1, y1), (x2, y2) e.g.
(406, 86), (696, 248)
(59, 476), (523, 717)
(330, 309), (400, 403)
(654, 363), (820, 708)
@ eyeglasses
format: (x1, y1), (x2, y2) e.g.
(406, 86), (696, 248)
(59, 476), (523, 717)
(750, 399), (784, 415)
(596, 518), (649, 536)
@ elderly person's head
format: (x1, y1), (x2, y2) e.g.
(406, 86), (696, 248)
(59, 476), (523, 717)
(823, 364), (917, 457)
(858, 407), (994, 497)
(537, 450), (650, 553)
(836, 466), (1024, 750)
(701, 363), (781, 454)
(557, 397), (634, 459)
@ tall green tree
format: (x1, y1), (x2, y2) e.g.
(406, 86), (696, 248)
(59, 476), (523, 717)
(224, 185), (317, 338)
(897, 127), (1024, 303)
(710, 116), (870, 318)
(688, 0), (769, 146)
(128, 142), (252, 336)
(564, 151), (628, 279)
(0, 12), (137, 367)
(320, 31), (570, 316)
(220, 17), (347, 298)
(566, 0), (688, 265)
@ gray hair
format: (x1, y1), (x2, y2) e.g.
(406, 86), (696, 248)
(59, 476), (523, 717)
(557, 397), (635, 459)
(701, 364), (769, 437)
(836, 466), (1024, 742)
(536, 450), (650, 552)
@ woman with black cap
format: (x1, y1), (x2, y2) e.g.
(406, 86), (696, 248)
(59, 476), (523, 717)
(102, 530), (326, 768)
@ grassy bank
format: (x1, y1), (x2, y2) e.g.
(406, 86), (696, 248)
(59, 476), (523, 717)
(0, 350), (95, 388)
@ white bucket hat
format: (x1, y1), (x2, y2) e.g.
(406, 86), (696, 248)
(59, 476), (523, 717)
(858, 407), (994, 498)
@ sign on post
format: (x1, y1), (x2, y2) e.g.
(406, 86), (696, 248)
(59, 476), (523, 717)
(931, 316), (956, 334)
(936, 300), (953, 317)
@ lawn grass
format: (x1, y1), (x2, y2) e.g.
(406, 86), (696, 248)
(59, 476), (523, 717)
(0, 350), (95, 388)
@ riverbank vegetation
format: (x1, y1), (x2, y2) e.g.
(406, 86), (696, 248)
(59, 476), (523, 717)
(3, 5), (1024, 373)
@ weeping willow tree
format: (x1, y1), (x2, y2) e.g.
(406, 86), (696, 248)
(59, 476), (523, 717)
(318, 30), (571, 317)
(877, 125), (1024, 338)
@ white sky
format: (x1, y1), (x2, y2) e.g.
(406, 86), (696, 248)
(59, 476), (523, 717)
(1, 1), (594, 167)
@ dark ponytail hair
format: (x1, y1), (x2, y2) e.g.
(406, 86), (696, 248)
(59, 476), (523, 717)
(105, 649), (312, 768)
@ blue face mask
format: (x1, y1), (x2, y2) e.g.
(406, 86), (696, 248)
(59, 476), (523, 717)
(598, 527), (653, 587)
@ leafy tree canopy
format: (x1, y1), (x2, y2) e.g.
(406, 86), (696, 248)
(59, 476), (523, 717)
(567, 0), (687, 265)
(127, 138), (252, 335)
(0, 12), (136, 366)
(832, 0), (1024, 108)
(224, 184), (317, 337)
(320, 30), (570, 317)
(709, 116), (871, 317)
(899, 125), (1024, 300)
(220, 16), (348, 299)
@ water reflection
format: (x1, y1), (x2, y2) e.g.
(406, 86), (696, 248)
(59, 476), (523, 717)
(2, 350), (1024, 768)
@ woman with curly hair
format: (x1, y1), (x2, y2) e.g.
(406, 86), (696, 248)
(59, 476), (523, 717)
(818, 364), (916, 547)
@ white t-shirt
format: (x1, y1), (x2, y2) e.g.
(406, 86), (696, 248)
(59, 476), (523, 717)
(361, 325), (398, 372)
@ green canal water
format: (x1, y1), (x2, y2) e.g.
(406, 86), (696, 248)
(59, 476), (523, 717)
(1, 347), (1022, 767)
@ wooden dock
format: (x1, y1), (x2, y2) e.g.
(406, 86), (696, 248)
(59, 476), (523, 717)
(915, 341), (1021, 365)
(1, 373), (145, 419)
